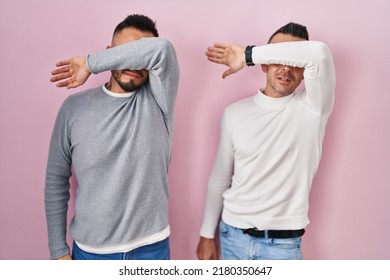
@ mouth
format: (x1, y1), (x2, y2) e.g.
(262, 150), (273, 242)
(276, 75), (293, 84)
(122, 70), (143, 79)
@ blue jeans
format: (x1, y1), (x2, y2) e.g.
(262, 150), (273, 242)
(72, 238), (170, 260)
(219, 221), (303, 260)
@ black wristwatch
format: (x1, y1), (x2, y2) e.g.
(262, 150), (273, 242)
(245, 45), (255, 66)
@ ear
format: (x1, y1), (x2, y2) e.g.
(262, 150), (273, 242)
(261, 64), (268, 73)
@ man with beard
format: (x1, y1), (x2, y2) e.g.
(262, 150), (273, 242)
(45, 14), (179, 260)
(197, 23), (335, 260)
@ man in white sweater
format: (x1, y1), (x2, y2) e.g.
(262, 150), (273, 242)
(197, 23), (335, 260)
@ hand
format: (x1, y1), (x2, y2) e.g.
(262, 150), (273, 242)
(50, 56), (91, 89)
(56, 253), (72, 260)
(196, 237), (219, 260)
(205, 43), (246, 79)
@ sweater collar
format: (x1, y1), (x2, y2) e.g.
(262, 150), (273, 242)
(254, 89), (295, 110)
(102, 85), (135, 98)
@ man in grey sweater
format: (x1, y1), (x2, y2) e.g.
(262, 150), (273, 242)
(45, 14), (180, 260)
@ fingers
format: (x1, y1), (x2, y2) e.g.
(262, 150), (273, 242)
(50, 72), (72, 82)
(51, 65), (71, 76)
(213, 42), (229, 49)
(206, 43), (232, 68)
(209, 43), (229, 52)
(55, 79), (72, 88)
(54, 80), (80, 89)
(206, 55), (224, 65)
(206, 48), (227, 66)
(206, 43), (227, 56)
(50, 66), (72, 88)
(50, 63), (73, 87)
(206, 50), (224, 59)
(50, 57), (86, 89)
(197, 250), (218, 260)
(55, 59), (71, 67)
(50, 60), (72, 84)
(206, 45), (226, 56)
(207, 45), (225, 53)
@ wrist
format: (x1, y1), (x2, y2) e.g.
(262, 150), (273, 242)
(245, 45), (255, 66)
(200, 236), (214, 242)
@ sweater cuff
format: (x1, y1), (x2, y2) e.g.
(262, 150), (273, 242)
(200, 223), (217, 239)
(86, 54), (96, 74)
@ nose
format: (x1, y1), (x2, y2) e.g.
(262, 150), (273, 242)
(280, 65), (293, 72)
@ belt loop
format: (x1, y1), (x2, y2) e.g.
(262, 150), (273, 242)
(264, 230), (269, 239)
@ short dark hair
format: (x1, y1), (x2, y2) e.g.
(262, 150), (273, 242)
(268, 22), (309, 43)
(114, 14), (159, 37)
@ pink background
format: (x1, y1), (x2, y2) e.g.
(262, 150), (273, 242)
(0, 0), (389, 260)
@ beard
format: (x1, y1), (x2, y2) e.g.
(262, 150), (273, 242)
(111, 70), (147, 92)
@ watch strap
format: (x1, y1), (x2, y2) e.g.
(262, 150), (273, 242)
(245, 45), (255, 66)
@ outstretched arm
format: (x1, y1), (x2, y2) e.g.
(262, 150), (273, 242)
(88, 38), (179, 118)
(50, 56), (91, 89)
(251, 41), (336, 115)
(206, 43), (246, 79)
(207, 41), (335, 114)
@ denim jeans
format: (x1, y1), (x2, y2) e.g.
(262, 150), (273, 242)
(72, 238), (170, 260)
(219, 220), (303, 260)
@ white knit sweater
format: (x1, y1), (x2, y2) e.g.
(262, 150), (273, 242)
(200, 41), (336, 238)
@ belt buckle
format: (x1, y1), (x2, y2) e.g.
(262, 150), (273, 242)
(243, 228), (265, 238)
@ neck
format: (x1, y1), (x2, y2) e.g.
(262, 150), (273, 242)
(263, 86), (293, 99)
(263, 91), (289, 98)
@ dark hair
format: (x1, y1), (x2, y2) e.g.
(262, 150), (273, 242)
(114, 14), (159, 37)
(268, 22), (309, 43)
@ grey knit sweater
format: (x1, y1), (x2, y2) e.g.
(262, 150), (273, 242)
(45, 38), (180, 259)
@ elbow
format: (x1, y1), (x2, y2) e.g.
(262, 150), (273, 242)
(312, 41), (333, 63)
(148, 37), (175, 53)
(306, 41), (335, 77)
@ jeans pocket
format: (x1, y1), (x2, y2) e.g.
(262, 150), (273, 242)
(271, 237), (302, 250)
(219, 220), (231, 237)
